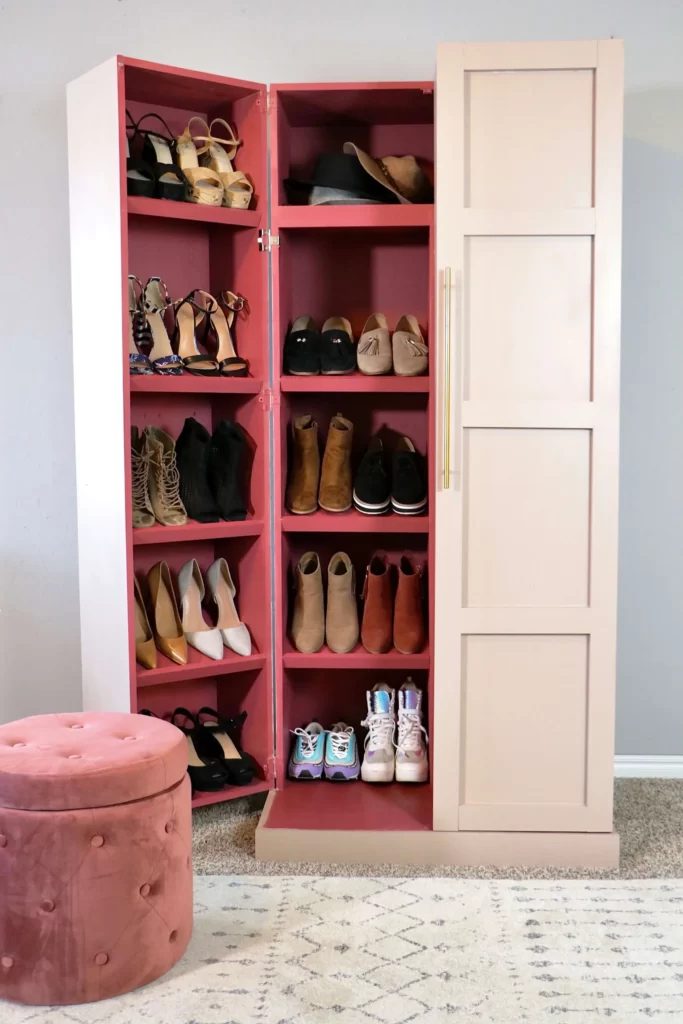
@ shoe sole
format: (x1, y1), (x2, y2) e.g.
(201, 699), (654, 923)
(361, 764), (395, 783)
(288, 770), (323, 780)
(395, 764), (429, 783)
(325, 771), (360, 781)
(353, 491), (391, 515)
(287, 371), (320, 376)
(318, 502), (353, 513)
(286, 506), (318, 515)
(320, 369), (355, 376)
(391, 497), (428, 515)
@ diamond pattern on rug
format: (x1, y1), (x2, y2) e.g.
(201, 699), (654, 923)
(3, 877), (683, 1023)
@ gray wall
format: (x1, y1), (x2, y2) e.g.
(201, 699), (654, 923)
(1, 0), (682, 753)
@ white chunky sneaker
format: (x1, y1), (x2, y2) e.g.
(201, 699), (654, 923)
(395, 678), (428, 783)
(361, 684), (396, 783)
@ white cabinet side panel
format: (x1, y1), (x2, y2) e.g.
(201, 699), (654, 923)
(67, 58), (130, 712)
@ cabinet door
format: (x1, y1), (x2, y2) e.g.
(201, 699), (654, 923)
(433, 41), (623, 832)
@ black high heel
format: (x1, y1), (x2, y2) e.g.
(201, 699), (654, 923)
(125, 111), (155, 198)
(134, 113), (189, 202)
(168, 708), (230, 792)
(195, 708), (256, 786)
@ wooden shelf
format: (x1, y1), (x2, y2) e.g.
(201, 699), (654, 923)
(281, 510), (429, 533)
(283, 642), (430, 670)
(265, 781), (432, 830)
(280, 373), (429, 393)
(274, 205), (433, 230)
(127, 195), (262, 228)
(130, 376), (262, 394)
(133, 519), (264, 546)
(137, 649), (267, 688)
(192, 778), (271, 810)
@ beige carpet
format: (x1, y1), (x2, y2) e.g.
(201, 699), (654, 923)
(6, 875), (683, 1022)
(193, 779), (683, 878)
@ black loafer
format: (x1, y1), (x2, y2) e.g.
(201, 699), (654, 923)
(320, 316), (356, 375)
(353, 437), (390, 515)
(284, 316), (320, 375)
(392, 437), (427, 515)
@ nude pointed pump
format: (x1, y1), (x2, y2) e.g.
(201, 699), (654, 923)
(147, 561), (187, 665)
(206, 558), (251, 656)
(133, 577), (156, 670)
(177, 559), (224, 661)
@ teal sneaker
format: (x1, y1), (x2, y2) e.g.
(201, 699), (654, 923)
(288, 722), (325, 779)
(324, 723), (360, 781)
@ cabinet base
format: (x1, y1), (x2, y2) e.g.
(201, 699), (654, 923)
(255, 793), (620, 868)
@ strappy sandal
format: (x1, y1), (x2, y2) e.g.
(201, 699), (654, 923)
(172, 291), (220, 376)
(141, 278), (184, 375)
(134, 112), (189, 202)
(125, 111), (155, 198)
(176, 117), (224, 206)
(193, 118), (254, 210)
(128, 275), (153, 375)
(193, 290), (249, 377)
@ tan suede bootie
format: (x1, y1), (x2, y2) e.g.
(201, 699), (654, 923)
(291, 551), (325, 653)
(319, 413), (353, 513)
(286, 415), (320, 515)
(326, 552), (359, 654)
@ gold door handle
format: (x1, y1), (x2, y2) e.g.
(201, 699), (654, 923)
(443, 267), (452, 490)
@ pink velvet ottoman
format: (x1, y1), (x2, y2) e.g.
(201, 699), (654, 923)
(0, 711), (192, 1006)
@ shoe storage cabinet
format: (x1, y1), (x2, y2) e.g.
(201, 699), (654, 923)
(69, 41), (624, 866)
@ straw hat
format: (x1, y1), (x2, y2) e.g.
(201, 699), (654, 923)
(343, 142), (432, 204)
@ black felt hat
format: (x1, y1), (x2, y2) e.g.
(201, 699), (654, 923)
(284, 153), (400, 205)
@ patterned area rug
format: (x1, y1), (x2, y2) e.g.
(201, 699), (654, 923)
(5, 875), (683, 1023)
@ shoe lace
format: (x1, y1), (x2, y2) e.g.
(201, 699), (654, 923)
(397, 709), (427, 752)
(292, 727), (321, 759)
(361, 712), (395, 751)
(329, 727), (353, 758)
(131, 447), (152, 511)
(159, 449), (185, 513)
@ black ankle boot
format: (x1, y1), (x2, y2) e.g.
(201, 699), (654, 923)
(175, 417), (221, 523)
(209, 420), (248, 521)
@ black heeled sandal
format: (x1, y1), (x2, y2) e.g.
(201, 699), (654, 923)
(125, 111), (155, 198)
(172, 291), (220, 376)
(195, 708), (256, 786)
(134, 113), (189, 202)
(168, 708), (230, 792)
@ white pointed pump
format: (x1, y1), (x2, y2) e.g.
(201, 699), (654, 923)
(206, 557), (252, 656)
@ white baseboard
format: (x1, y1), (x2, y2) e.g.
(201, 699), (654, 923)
(614, 755), (683, 779)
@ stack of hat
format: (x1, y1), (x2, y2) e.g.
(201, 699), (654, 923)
(285, 142), (432, 206)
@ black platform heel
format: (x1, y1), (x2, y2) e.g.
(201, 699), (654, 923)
(125, 111), (155, 198)
(168, 708), (230, 792)
(134, 112), (189, 202)
(195, 708), (256, 786)
(209, 420), (248, 522)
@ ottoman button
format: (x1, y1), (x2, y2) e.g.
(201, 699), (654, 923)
(165, 822), (174, 834)
(70, 724), (84, 729)
(139, 884), (151, 898)
(169, 930), (178, 943)
(91, 835), (105, 848)
(41, 899), (55, 913)
(68, 754), (82, 760)
(94, 953), (109, 966)
(1, 957), (13, 969)
(0, 835), (7, 848)
(13, 743), (26, 748)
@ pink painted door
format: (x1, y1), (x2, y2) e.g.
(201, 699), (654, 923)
(433, 42), (623, 832)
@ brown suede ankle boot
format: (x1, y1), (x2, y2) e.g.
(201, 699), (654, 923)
(286, 415), (320, 515)
(326, 552), (359, 654)
(393, 554), (425, 654)
(319, 413), (353, 512)
(291, 551), (325, 653)
(360, 553), (393, 654)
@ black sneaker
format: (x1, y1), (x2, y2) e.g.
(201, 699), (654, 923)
(284, 316), (320, 375)
(209, 420), (247, 521)
(175, 417), (221, 523)
(320, 316), (356, 375)
(353, 437), (390, 515)
(392, 437), (427, 515)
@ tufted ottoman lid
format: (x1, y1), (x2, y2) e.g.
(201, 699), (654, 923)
(0, 712), (188, 811)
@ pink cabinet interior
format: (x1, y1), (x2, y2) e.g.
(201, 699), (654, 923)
(117, 58), (435, 826)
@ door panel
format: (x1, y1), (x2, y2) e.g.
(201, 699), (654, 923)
(434, 40), (623, 833)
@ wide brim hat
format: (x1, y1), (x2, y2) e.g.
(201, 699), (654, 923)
(284, 153), (400, 205)
(343, 142), (432, 205)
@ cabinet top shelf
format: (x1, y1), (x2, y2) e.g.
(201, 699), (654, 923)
(274, 205), (433, 230)
(127, 196), (262, 228)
